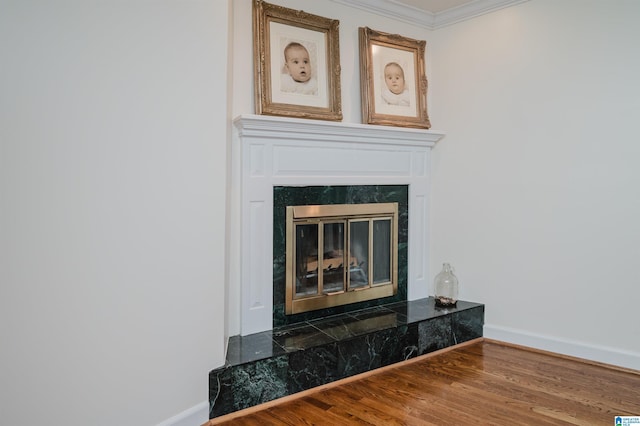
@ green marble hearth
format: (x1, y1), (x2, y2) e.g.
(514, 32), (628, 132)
(209, 297), (485, 419)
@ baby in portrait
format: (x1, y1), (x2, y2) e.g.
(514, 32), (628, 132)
(280, 41), (318, 95)
(381, 62), (410, 106)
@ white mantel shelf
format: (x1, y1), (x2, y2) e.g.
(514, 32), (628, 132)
(233, 114), (446, 336)
(234, 114), (445, 146)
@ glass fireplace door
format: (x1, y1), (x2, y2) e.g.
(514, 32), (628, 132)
(286, 203), (398, 315)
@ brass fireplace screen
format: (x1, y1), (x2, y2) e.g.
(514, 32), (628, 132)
(286, 203), (398, 315)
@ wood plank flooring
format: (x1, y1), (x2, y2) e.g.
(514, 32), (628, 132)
(206, 338), (640, 425)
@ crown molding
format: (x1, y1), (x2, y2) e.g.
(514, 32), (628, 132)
(332, 0), (529, 30)
(332, 0), (437, 29)
(434, 0), (530, 28)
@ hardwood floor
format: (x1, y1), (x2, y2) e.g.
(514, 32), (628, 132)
(206, 338), (640, 425)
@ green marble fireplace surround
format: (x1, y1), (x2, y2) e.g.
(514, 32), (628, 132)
(273, 185), (409, 327)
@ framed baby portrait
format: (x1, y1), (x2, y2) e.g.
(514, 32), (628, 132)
(253, 0), (342, 121)
(359, 27), (431, 129)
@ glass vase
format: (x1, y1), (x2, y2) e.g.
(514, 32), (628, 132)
(434, 263), (458, 307)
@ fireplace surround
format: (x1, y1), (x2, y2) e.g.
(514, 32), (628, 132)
(274, 185), (408, 327)
(234, 114), (445, 335)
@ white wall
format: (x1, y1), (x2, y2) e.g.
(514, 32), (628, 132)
(0, 1), (229, 425)
(429, 0), (640, 366)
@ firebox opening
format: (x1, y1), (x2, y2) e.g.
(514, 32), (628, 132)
(286, 203), (398, 315)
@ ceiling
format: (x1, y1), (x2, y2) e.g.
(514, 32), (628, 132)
(333, 0), (529, 29)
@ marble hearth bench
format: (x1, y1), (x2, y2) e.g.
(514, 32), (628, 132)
(209, 297), (484, 419)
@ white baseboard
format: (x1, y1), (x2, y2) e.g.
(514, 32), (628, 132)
(156, 401), (209, 426)
(484, 324), (640, 371)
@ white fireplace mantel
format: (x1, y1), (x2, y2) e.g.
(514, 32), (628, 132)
(233, 114), (445, 335)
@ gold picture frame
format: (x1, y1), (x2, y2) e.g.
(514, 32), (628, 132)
(253, 0), (342, 121)
(359, 27), (431, 129)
